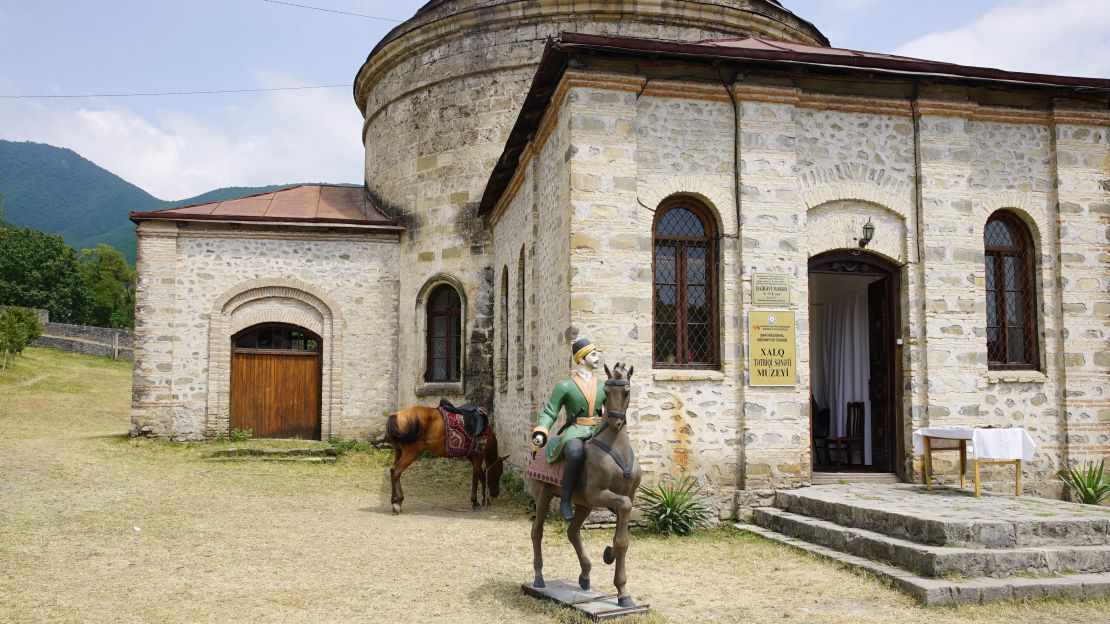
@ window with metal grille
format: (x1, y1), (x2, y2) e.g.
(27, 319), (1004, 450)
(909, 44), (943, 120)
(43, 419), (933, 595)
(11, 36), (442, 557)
(653, 199), (719, 368)
(498, 265), (508, 391)
(516, 247), (525, 382)
(984, 211), (1039, 370)
(425, 285), (462, 382)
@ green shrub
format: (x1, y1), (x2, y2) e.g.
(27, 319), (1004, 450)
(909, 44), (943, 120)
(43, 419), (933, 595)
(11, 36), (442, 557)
(499, 470), (527, 498)
(637, 475), (713, 536)
(1059, 459), (1109, 505)
(228, 428), (253, 442)
(328, 437), (375, 456)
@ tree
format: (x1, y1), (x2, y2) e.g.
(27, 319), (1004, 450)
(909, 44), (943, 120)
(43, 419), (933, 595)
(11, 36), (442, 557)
(79, 244), (135, 328)
(0, 306), (41, 369)
(0, 227), (91, 323)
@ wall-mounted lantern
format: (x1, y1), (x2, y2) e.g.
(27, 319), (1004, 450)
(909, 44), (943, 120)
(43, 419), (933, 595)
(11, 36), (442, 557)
(858, 218), (875, 248)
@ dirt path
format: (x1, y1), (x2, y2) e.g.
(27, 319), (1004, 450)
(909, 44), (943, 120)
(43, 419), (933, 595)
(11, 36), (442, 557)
(1, 349), (1106, 623)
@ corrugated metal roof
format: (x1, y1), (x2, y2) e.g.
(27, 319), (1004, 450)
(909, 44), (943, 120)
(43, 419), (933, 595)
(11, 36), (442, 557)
(564, 32), (1110, 88)
(478, 32), (1110, 217)
(130, 184), (403, 231)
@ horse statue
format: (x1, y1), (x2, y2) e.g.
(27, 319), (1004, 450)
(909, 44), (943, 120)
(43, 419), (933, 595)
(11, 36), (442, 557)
(386, 400), (509, 514)
(528, 362), (641, 608)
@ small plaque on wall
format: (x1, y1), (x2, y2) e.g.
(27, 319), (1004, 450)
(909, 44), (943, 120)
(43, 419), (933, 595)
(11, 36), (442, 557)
(748, 311), (796, 387)
(751, 272), (790, 305)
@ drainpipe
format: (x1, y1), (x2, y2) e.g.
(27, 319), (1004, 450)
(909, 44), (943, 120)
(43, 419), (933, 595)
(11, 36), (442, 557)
(719, 64), (748, 506)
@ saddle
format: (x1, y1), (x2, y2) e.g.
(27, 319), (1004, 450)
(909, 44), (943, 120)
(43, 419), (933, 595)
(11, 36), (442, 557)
(438, 399), (488, 439)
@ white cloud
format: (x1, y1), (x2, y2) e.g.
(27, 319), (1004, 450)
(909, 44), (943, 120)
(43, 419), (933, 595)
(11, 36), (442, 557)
(893, 0), (1110, 78)
(0, 75), (364, 200)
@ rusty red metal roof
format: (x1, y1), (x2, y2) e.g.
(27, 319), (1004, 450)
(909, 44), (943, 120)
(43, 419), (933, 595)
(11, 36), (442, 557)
(130, 184), (402, 231)
(563, 32), (1110, 88)
(478, 32), (1110, 217)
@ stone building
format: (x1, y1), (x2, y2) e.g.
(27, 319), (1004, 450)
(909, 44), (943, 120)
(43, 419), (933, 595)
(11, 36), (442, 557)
(131, 1), (1108, 515)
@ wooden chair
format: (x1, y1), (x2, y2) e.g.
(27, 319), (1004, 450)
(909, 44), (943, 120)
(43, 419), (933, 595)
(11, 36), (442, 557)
(826, 401), (864, 466)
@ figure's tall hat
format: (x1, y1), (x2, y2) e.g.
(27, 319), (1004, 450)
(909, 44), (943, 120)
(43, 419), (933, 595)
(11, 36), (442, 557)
(572, 338), (596, 363)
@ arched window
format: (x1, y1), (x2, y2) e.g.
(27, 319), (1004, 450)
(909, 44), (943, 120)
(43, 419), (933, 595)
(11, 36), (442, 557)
(653, 198), (719, 368)
(425, 284), (462, 382)
(516, 247), (525, 382)
(984, 211), (1038, 370)
(499, 266), (508, 390)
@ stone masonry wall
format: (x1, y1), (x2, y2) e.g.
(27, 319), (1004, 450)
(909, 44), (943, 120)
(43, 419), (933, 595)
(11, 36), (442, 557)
(357, 0), (826, 419)
(491, 97), (574, 471)
(496, 69), (1107, 515)
(131, 221), (399, 441)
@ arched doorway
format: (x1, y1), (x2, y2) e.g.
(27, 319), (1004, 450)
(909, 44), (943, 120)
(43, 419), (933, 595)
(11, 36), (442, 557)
(230, 323), (322, 439)
(808, 251), (903, 478)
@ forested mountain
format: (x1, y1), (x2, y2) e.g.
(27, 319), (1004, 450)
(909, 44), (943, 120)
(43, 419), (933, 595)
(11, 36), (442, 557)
(0, 140), (348, 263)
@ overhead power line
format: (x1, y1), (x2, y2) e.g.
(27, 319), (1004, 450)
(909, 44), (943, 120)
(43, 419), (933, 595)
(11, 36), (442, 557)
(0, 84), (350, 99)
(261, 0), (403, 22)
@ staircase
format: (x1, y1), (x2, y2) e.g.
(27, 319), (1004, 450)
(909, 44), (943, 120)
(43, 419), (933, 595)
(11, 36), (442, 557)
(737, 483), (1110, 605)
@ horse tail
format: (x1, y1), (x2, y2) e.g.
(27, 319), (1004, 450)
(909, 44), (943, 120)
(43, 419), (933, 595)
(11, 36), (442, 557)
(386, 412), (422, 444)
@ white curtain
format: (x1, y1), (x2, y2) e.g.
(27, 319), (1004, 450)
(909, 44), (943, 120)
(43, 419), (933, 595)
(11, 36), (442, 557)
(821, 289), (871, 465)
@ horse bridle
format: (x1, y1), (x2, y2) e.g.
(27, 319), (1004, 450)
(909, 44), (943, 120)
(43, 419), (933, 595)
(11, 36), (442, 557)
(602, 378), (629, 421)
(590, 377), (634, 478)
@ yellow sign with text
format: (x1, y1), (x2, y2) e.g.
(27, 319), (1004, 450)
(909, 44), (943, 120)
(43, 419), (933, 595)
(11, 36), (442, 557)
(748, 310), (796, 386)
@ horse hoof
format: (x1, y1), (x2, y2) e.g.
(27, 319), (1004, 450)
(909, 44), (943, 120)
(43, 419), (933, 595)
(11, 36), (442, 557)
(533, 576), (545, 589)
(578, 575), (590, 591)
(603, 546), (614, 565)
(617, 596), (635, 608)
(392, 503), (401, 514)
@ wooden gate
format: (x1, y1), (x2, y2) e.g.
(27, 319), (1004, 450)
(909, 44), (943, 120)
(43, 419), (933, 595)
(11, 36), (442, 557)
(230, 324), (321, 439)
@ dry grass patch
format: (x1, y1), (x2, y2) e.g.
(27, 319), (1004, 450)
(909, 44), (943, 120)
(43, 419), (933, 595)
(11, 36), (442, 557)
(0, 348), (1105, 623)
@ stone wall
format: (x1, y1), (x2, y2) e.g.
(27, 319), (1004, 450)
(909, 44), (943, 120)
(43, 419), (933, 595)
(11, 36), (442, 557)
(491, 96), (574, 469)
(33, 322), (134, 360)
(131, 221), (400, 441)
(356, 0), (826, 418)
(0, 305), (134, 360)
(490, 67), (1109, 515)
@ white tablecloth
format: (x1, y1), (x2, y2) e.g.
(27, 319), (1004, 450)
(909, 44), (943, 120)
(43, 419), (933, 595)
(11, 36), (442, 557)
(912, 426), (1036, 461)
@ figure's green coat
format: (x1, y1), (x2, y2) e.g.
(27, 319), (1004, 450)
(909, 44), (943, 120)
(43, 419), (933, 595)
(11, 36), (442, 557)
(538, 377), (606, 463)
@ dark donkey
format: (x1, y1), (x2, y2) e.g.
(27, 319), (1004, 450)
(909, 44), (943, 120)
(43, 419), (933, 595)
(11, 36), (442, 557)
(386, 402), (509, 513)
(528, 362), (642, 607)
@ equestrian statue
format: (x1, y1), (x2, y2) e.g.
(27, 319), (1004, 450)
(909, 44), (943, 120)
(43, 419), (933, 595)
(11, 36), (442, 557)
(527, 338), (642, 608)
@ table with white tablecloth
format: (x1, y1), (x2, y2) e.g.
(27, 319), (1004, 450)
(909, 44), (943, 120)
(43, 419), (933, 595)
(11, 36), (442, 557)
(911, 426), (1036, 496)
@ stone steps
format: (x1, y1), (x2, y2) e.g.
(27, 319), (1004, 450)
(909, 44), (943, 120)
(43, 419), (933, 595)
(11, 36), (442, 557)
(811, 471), (901, 485)
(206, 447), (338, 461)
(737, 523), (1110, 606)
(740, 484), (1110, 605)
(776, 487), (1110, 548)
(755, 507), (1110, 578)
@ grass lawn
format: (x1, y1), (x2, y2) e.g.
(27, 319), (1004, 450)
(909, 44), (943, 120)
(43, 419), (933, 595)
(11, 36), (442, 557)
(0, 347), (1106, 623)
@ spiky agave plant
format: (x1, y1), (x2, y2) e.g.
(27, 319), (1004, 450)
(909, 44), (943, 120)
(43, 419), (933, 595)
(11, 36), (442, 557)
(1059, 459), (1109, 505)
(637, 476), (713, 536)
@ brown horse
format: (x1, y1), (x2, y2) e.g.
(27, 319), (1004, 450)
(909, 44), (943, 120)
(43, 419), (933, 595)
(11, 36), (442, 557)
(385, 405), (508, 514)
(528, 362), (642, 608)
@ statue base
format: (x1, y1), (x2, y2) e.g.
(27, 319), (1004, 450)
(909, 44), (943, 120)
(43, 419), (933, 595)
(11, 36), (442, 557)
(521, 580), (649, 621)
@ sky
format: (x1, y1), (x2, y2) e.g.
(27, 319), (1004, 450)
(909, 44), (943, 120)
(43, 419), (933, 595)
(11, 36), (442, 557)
(0, 0), (1107, 200)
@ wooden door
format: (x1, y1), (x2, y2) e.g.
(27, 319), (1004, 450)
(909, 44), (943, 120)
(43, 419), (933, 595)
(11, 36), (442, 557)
(868, 278), (892, 472)
(230, 324), (321, 439)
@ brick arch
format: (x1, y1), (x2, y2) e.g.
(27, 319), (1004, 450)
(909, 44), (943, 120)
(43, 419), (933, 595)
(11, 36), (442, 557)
(638, 175), (733, 233)
(976, 193), (1047, 252)
(205, 279), (343, 440)
(801, 180), (913, 223)
(807, 199), (907, 265)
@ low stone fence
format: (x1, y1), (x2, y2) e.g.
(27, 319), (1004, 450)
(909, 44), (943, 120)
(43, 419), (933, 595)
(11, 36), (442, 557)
(2, 306), (135, 360)
(33, 322), (134, 360)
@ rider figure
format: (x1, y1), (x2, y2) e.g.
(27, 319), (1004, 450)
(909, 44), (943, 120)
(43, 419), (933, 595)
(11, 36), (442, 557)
(531, 338), (605, 521)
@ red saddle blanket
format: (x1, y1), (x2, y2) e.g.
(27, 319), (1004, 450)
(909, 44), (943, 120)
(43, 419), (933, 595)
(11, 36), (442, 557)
(527, 450), (565, 487)
(439, 407), (488, 458)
